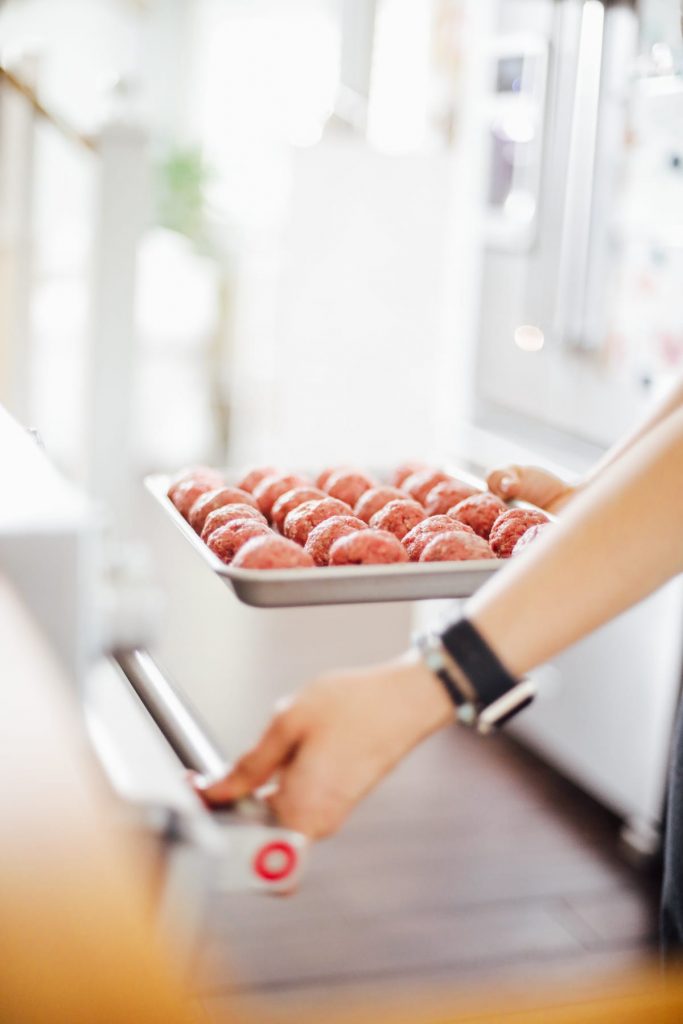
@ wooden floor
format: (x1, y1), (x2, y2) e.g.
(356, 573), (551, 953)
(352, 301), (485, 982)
(195, 726), (661, 1019)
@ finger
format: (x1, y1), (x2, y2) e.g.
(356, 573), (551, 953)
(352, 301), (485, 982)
(196, 713), (301, 806)
(487, 465), (522, 499)
(192, 770), (237, 807)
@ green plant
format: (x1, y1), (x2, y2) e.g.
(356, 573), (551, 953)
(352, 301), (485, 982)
(155, 146), (213, 248)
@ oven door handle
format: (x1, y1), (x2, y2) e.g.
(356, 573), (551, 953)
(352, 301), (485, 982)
(112, 648), (309, 893)
(113, 648), (229, 784)
(555, 0), (606, 350)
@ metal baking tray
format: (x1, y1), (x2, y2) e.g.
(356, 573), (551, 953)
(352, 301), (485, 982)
(145, 473), (505, 608)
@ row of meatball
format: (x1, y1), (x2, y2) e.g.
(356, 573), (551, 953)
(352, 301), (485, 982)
(167, 463), (551, 570)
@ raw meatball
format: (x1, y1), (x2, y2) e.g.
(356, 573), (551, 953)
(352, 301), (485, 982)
(425, 479), (479, 517)
(325, 469), (375, 508)
(171, 478), (221, 519)
(403, 469), (453, 506)
(254, 473), (309, 519)
(420, 531), (494, 562)
(490, 508), (551, 558)
(168, 465), (223, 505)
(449, 493), (508, 539)
(271, 487), (327, 533)
(354, 486), (407, 524)
(235, 466), (279, 493)
(315, 465), (353, 490)
(284, 498), (353, 546)
(188, 486), (258, 533)
(512, 521), (554, 555)
(232, 535), (315, 570)
(304, 515), (367, 566)
(402, 516), (474, 561)
(201, 504), (267, 542)
(369, 499), (426, 540)
(329, 529), (409, 566)
(391, 462), (428, 488)
(206, 518), (272, 564)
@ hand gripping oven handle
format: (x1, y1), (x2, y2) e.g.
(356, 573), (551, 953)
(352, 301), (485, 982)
(112, 649), (307, 893)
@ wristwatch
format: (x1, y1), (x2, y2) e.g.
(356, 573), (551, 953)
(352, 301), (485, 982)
(416, 618), (535, 735)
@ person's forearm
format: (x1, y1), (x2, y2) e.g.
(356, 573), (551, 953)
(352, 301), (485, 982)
(583, 375), (683, 488)
(466, 406), (683, 678)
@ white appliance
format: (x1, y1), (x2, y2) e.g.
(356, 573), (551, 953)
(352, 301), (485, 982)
(0, 406), (309, 964)
(465, 0), (683, 855)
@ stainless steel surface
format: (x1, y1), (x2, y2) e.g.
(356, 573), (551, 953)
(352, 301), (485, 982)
(145, 474), (504, 608)
(555, 0), (605, 348)
(556, 1), (637, 351)
(113, 648), (228, 783)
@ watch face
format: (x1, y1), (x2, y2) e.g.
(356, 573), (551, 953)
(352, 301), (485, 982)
(488, 695), (535, 730)
(477, 681), (536, 735)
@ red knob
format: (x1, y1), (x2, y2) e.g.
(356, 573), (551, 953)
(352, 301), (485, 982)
(253, 840), (297, 882)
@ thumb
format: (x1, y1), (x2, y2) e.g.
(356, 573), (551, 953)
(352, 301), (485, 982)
(194, 713), (300, 806)
(487, 466), (521, 500)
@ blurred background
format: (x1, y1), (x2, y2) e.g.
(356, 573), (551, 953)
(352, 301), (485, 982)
(2, 0), (683, 1019)
(3, 0), (681, 495)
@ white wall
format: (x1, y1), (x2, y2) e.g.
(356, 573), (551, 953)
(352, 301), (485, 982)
(229, 139), (456, 470)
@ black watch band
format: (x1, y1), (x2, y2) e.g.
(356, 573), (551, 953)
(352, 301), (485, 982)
(417, 618), (535, 734)
(440, 618), (520, 708)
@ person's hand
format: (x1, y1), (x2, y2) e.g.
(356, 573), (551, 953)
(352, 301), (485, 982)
(195, 652), (452, 839)
(486, 464), (576, 513)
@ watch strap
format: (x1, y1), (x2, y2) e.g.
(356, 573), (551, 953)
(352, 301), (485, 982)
(439, 617), (520, 709)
